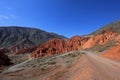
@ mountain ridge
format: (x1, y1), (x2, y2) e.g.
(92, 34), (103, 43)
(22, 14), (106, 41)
(1, 20), (120, 73)
(0, 26), (67, 48)
(90, 20), (120, 35)
(30, 20), (120, 58)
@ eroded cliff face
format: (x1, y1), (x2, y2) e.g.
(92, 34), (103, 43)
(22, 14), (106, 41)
(65, 36), (88, 51)
(30, 29), (118, 58)
(99, 30), (120, 61)
(9, 44), (36, 55)
(30, 38), (66, 58)
(30, 36), (86, 58)
(95, 29), (116, 45)
(82, 36), (96, 49)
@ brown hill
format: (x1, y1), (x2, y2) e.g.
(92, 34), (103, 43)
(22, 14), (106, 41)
(0, 27), (67, 55)
(30, 29), (117, 58)
(2, 20), (120, 61)
(30, 36), (90, 58)
(30, 38), (66, 58)
(90, 20), (120, 35)
(30, 36), (76, 58)
(0, 27), (66, 48)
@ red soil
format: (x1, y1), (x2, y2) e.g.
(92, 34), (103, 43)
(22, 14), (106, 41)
(102, 45), (120, 61)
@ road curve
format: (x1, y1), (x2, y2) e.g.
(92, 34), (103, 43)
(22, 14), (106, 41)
(1, 51), (120, 80)
(51, 51), (120, 80)
(85, 51), (120, 80)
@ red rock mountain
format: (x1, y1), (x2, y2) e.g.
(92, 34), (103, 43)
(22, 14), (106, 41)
(1, 21), (120, 61)
(30, 36), (90, 58)
(0, 27), (67, 55)
(30, 29), (118, 58)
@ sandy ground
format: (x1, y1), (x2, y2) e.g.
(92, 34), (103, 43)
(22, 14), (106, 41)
(49, 51), (120, 80)
(1, 51), (120, 80)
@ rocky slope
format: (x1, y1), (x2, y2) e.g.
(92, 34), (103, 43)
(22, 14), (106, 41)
(30, 36), (89, 58)
(0, 26), (67, 54)
(30, 29), (116, 58)
(90, 20), (120, 35)
(90, 20), (120, 61)
(30, 20), (120, 59)
(9, 44), (37, 55)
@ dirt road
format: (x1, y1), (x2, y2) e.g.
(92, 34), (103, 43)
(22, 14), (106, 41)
(50, 51), (120, 80)
(85, 52), (120, 80)
(1, 51), (120, 80)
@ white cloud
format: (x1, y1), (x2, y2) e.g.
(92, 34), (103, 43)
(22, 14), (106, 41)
(0, 14), (18, 20)
(0, 15), (9, 20)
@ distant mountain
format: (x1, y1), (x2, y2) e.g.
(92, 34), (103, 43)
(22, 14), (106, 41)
(0, 26), (67, 48)
(90, 20), (120, 35)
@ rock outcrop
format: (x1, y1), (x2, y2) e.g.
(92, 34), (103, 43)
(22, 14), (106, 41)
(30, 29), (119, 58)
(30, 38), (66, 58)
(9, 44), (37, 55)
(30, 36), (87, 58)
(94, 29), (116, 45)
(0, 27), (67, 56)
(65, 36), (89, 51)
(83, 29), (116, 49)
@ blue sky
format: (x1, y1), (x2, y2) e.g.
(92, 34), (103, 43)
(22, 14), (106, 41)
(0, 0), (120, 37)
